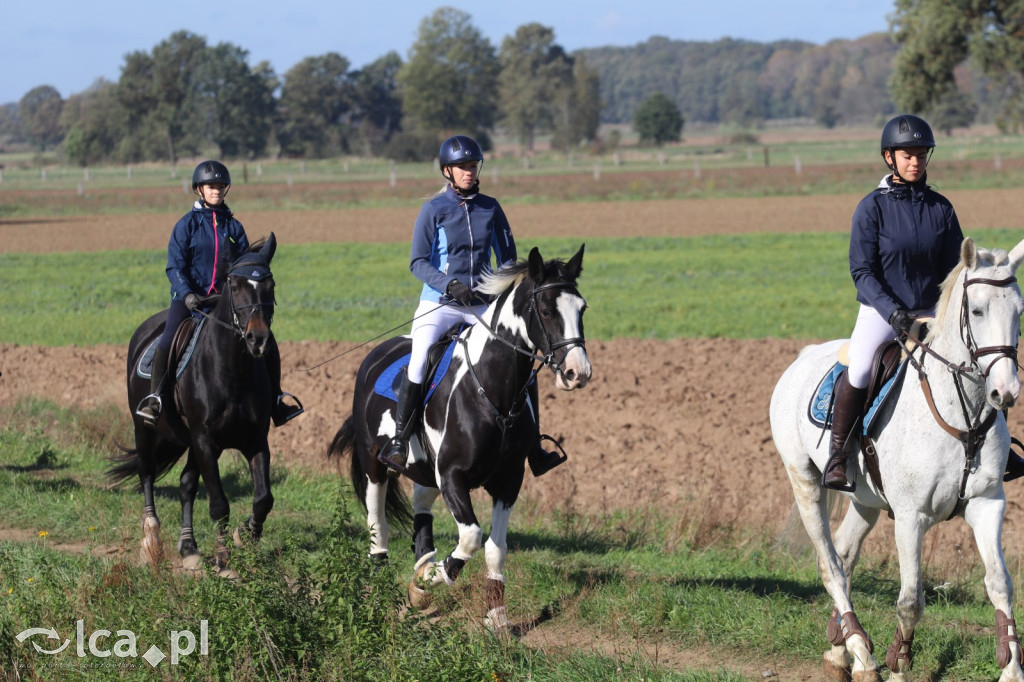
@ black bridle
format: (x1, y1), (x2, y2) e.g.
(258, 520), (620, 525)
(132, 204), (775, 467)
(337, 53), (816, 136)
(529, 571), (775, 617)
(194, 262), (275, 343)
(460, 278), (587, 433)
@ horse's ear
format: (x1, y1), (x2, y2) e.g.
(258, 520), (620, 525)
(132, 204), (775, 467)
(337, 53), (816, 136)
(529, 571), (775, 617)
(565, 243), (585, 280)
(528, 247), (545, 283)
(961, 237), (977, 270)
(1009, 238), (1024, 273)
(260, 233), (277, 264)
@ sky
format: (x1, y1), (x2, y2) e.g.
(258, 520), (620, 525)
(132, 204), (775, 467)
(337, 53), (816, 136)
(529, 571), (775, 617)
(1, 0), (897, 105)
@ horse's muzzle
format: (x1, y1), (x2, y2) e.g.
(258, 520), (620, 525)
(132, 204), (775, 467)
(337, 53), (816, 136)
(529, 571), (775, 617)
(554, 347), (592, 390)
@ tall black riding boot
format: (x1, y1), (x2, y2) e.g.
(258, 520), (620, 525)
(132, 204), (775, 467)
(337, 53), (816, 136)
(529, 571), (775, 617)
(821, 372), (867, 491)
(265, 336), (303, 427)
(136, 346), (168, 430)
(379, 373), (422, 474)
(526, 380), (567, 477)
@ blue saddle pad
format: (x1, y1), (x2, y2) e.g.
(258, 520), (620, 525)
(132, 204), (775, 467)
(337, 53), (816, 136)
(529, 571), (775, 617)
(136, 317), (206, 380)
(808, 360), (908, 436)
(373, 338), (458, 406)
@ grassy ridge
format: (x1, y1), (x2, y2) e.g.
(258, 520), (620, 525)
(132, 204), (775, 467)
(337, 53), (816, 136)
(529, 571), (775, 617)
(0, 401), (1011, 680)
(5, 230), (1024, 346)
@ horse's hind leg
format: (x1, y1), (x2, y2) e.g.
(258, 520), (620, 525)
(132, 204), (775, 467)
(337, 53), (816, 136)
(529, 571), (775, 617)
(784, 462), (879, 680)
(833, 501), (880, 593)
(408, 484), (440, 610)
(178, 452), (202, 570)
(964, 496), (1024, 682)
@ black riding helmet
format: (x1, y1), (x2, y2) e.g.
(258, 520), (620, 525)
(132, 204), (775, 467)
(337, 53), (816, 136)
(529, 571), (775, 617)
(880, 115), (935, 180)
(438, 135), (484, 180)
(192, 160), (231, 190)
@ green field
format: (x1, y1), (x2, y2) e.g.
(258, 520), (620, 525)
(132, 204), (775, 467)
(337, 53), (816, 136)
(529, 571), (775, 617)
(4, 130), (1024, 680)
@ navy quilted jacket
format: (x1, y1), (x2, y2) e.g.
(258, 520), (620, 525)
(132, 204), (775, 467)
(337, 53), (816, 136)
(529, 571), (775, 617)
(849, 175), (963, 322)
(166, 202), (250, 300)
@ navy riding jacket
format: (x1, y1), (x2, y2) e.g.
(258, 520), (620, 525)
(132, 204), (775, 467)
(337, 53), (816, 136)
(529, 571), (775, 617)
(849, 175), (963, 323)
(166, 201), (250, 301)
(410, 185), (517, 303)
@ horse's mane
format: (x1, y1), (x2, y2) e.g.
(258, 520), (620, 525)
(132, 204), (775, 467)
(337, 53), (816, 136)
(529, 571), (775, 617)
(926, 261), (965, 344)
(925, 246), (1010, 344)
(476, 255), (579, 297)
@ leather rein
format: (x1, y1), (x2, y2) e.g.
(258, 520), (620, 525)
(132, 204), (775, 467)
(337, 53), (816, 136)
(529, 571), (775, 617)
(898, 272), (1019, 501)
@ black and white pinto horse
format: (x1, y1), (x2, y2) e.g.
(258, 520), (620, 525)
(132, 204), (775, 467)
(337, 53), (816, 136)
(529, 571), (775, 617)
(328, 245), (592, 631)
(771, 238), (1024, 681)
(110, 235), (280, 575)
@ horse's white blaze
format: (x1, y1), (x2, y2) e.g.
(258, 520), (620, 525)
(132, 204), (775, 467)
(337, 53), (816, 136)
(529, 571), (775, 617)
(554, 292), (592, 390)
(770, 237), (1024, 679)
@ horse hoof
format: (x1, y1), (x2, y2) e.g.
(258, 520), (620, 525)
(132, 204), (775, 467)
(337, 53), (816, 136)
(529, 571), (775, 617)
(484, 606), (512, 637)
(217, 567), (239, 580)
(822, 654), (851, 682)
(851, 671), (882, 682)
(409, 581), (432, 610)
(181, 554), (204, 572)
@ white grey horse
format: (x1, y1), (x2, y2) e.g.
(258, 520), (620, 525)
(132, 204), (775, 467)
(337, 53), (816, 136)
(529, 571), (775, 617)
(770, 237), (1024, 681)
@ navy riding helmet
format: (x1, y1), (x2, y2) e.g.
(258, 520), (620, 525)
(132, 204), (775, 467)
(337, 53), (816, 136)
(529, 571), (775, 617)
(438, 135), (484, 174)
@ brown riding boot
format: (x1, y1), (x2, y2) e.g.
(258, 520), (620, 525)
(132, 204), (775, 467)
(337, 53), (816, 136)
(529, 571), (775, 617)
(822, 372), (867, 491)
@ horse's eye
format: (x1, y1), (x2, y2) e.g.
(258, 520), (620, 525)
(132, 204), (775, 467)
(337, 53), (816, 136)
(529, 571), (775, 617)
(972, 309), (983, 317)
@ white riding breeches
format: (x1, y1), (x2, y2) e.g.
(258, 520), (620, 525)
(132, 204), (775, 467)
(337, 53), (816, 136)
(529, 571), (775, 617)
(408, 300), (487, 384)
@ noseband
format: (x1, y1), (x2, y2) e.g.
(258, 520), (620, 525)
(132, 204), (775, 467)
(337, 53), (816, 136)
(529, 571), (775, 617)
(960, 274), (1019, 378)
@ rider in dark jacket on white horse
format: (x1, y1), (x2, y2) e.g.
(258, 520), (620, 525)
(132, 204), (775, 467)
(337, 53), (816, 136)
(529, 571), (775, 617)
(823, 115), (1024, 489)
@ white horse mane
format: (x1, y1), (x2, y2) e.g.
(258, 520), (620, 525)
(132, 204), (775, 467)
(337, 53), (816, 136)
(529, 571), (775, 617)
(926, 245), (1010, 345)
(476, 262), (530, 297)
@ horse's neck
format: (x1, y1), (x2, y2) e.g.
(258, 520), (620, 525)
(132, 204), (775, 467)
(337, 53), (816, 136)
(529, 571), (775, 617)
(204, 303), (249, 372)
(922, 292), (985, 403)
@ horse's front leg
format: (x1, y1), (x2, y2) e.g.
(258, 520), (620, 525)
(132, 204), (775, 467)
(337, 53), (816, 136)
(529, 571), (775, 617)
(884, 513), (928, 681)
(416, 473), (484, 588)
(234, 442), (274, 545)
(178, 452), (202, 569)
(192, 437), (232, 575)
(483, 498), (514, 634)
(965, 495), (1024, 682)
(833, 501), (880, 592)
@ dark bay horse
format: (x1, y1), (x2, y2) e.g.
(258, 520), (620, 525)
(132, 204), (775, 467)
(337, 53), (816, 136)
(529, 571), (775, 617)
(110, 235), (279, 574)
(328, 245), (592, 631)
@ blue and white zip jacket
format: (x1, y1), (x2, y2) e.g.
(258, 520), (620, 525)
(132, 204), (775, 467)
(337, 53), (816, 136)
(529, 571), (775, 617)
(849, 174), (963, 322)
(166, 201), (250, 301)
(410, 185), (518, 303)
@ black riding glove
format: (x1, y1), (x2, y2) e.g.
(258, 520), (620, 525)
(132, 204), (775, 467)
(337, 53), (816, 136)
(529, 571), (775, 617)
(888, 308), (913, 336)
(184, 293), (200, 311)
(446, 280), (474, 306)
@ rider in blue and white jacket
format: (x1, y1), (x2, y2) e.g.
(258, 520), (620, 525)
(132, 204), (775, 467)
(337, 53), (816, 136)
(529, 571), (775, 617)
(379, 135), (566, 478)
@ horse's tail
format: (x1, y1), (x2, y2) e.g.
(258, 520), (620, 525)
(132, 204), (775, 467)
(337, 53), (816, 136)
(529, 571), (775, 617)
(327, 415), (413, 532)
(106, 442), (180, 487)
(774, 490), (844, 556)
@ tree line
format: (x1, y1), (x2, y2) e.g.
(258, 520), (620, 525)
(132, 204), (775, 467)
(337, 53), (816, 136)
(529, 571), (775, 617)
(2, 2), (1022, 164)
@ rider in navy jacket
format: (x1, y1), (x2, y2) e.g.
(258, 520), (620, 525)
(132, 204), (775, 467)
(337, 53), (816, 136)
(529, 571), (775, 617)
(167, 201), (249, 302)
(379, 135), (566, 478)
(823, 115), (965, 491)
(849, 176), (962, 326)
(136, 160), (302, 430)
(410, 184), (517, 304)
